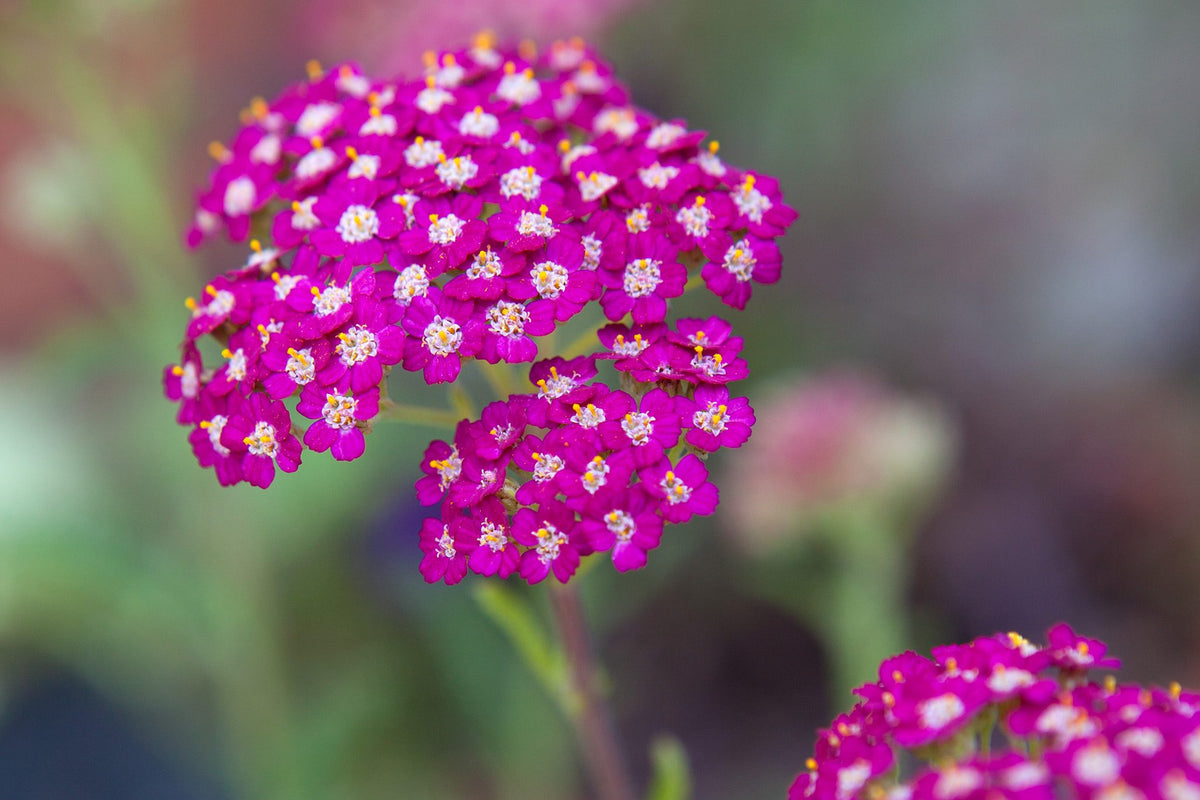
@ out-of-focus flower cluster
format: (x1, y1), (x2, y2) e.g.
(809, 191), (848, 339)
(165, 35), (796, 585)
(789, 624), (1200, 800)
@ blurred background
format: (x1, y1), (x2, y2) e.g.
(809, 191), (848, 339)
(1, 0), (1199, 798)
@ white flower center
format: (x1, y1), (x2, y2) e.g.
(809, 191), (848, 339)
(934, 767), (982, 800)
(432, 448), (461, 488)
(622, 411), (655, 445)
(1002, 764), (1049, 791)
(1117, 728), (1164, 757)
(676, 203), (712, 238)
(691, 350), (727, 378)
(517, 210), (557, 238)
(537, 369), (579, 399)
(638, 162), (679, 189)
(583, 458), (611, 494)
(581, 235), (602, 270)
(605, 509), (635, 541)
(322, 392), (359, 430)
(205, 415), (230, 456)
(723, 240), (757, 282)
(570, 403), (606, 428)
(531, 454), (565, 483)
(836, 761), (873, 800)
(348, 154), (381, 181)
(405, 138), (444, 168)
(393, 264), (429, 305)
(285, 347), (316, 384)
(245, 420), (279, 458)
(428, 213), (465, 245)
(223, 177), (256, 216)
(337, 325), (379, 365)
(360, 112), (397, 136)
(486, 301), (529, 338)
(918, 694), (965, 730)
(578, 171), (618, 202)
(986, 667), (1035, 694)
(437, 527), (456, 558)
(336, 204), (379, 243)
(314, 285), (351, 317)
(296, 147), (336, 180)
(226, 348), (247, 381)
(594, 106), (638, 140)
(466, 249), (504, 280)
(693, 403), (729, 436)
(250, 134), (281, 165)
(734, 185), (772, 223)
(660, 470), (691, 505)
(695, 150), (726, 177)
(459, 107), (499, 138)
(291, 197), (320, 230)
(1184, 728), (1200, 769)
(611, 333), (646, 358)
(179, 363), (199, 398)
(501, 166), (543, 201)
(422, 316), (462, 356)
(416, 86), (455, 114)
(435, 155), (478, 188)
(622, 258), (663, 298)
(273, 274), (300, 301)
(625, 206), (651, 234)
(1072, 743), (1121, 786)
(646, 122), (686, 149)
(296, 102), (339, 137)
(477, 520), (508, 552)
(497, 70), (541, 105)
(531, 261), (569, 299)
(534, 525), (567, 564)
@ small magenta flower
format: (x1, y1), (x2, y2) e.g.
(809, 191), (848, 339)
(296, 385), (380, 461)
(219, 393), (302, 488)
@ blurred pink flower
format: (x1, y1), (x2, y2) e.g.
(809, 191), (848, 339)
(724, 371), (955, 554)
(302, 0), (646, 74)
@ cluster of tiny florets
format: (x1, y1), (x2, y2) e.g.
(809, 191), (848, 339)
(790, 624), (1200, 800)
(165, 35), (796, 583)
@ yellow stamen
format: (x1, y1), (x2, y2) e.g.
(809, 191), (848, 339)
(1171, 682), (1183, 699)
(204, 285), (218, 297)
(199, 420), (211, 429)
(171, 365), (184, 376)
(221, 348), (233, 359)
(422, 50), (437, 68)
(518, 40), (537, 60)
(310, 136), (324, 150)
(250, 239), (262, 252)
(503, 61), (516, 75)
(346, 146), (359, 160)
(184, 297), (197, 310)
(443, 53), (457, 67)
(207, 141), (229, 161)
(306, 59), (323, 80)
(425, 75), (437, 89)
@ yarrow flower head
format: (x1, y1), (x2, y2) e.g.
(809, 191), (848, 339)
(788, 624), (1200, 800)
(165, 36), (796, 585)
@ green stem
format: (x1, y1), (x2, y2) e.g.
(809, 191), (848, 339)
(548, 584), (638, 800)
(473, 582), (636, 800)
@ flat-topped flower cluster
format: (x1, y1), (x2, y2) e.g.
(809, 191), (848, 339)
(790, 624), (1200, 800)
(164, 36), (796, 584)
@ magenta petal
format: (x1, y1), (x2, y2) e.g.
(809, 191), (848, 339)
(330, 428), (366, 461)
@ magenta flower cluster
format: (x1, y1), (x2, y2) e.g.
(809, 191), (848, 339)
(790, 625), (1200, 800)
(164, 36), (795, 583)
